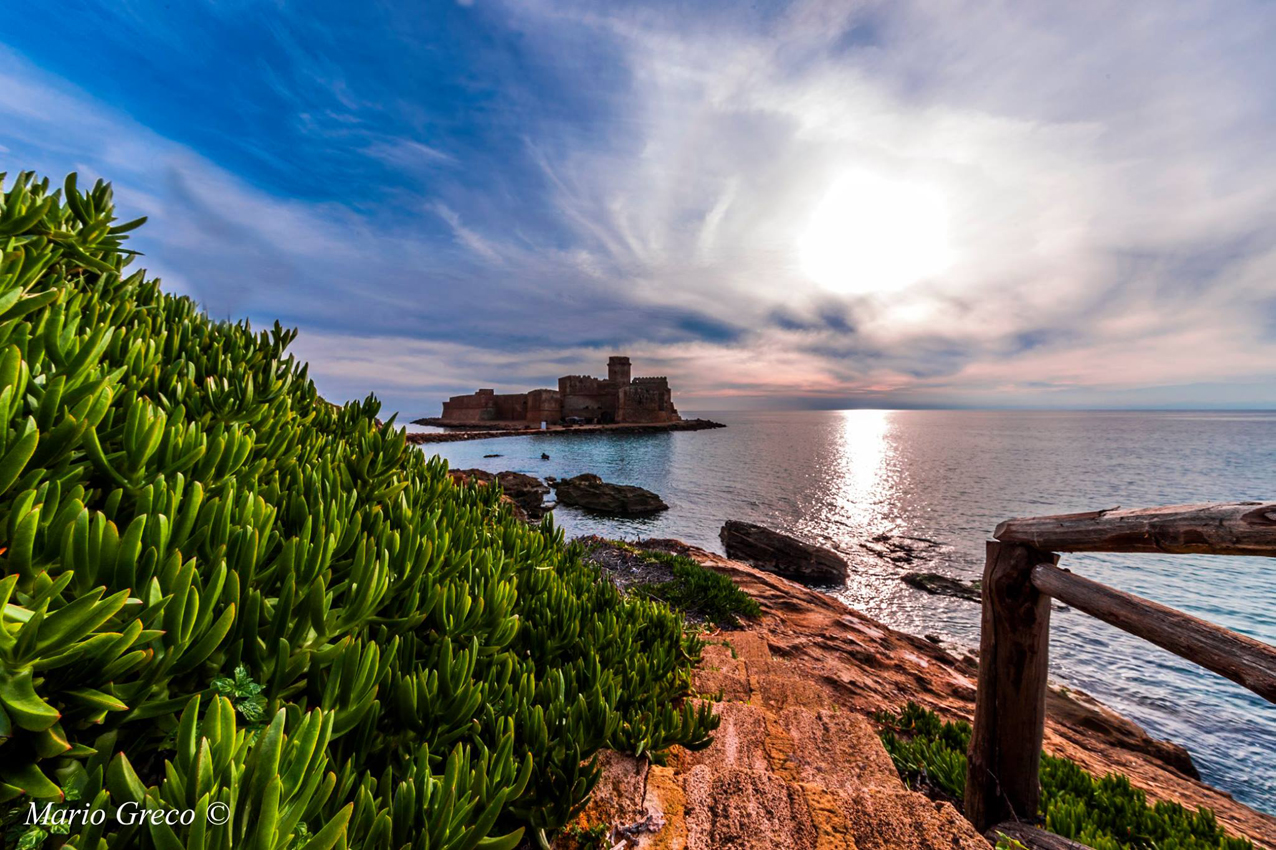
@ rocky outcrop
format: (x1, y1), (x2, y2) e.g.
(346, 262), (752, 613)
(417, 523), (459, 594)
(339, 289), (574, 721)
(901, 571), (982, 603)
(495, 471), (551, 520)
(602, 540), (1275, 848)
(575, 627), (988, 849)
(447, 467), (496, 487)
(719, 521), (848, 585)
(553, 474), (668, 516)
(447, 469), (551, 521)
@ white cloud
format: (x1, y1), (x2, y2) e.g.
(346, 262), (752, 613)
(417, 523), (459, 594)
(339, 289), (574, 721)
(4, 1), (1276, 413)
(478, 0), (1276, 402)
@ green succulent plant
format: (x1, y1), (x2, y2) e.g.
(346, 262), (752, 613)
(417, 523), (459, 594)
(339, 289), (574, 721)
(876, 702), (1252, 850)
(0, 170), (717, 850)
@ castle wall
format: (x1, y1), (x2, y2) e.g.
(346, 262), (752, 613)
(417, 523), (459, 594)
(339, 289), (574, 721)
(525, 389), (562, 424)
(558, 375), (619, 423)
(618, 377), (679, 423)
(441, 359), (680, 425)
(440, 389), (529, 422)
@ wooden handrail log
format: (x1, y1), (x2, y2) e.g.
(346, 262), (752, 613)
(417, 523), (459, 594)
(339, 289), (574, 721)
(995, 502), (1276, 556)
(1031, 563), (1276, 703)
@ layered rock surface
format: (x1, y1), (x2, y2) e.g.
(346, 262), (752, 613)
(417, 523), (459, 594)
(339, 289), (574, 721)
(579, 631), (988, 849)
(575, 541), (1276, 849)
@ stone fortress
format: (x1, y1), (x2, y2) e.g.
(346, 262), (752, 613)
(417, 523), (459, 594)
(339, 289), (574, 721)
(440, 356), (680, 426)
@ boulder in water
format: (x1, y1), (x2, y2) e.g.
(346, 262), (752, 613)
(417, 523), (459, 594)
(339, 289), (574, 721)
(718, 521), (847, 585)
(901, 572), (981, 603)
(496, 471), (551, 520)
(553, 474), (668, 516)
(448, 468), (551, 521)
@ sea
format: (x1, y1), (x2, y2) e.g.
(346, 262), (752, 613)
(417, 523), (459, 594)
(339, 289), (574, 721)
(417, 409), (1276, 813)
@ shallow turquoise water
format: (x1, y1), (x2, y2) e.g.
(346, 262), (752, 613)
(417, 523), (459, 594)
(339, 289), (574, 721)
(424, 409), (1276, 812)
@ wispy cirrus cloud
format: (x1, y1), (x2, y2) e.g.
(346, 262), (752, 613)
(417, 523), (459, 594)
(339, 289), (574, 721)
(3, 0), (1276, 414)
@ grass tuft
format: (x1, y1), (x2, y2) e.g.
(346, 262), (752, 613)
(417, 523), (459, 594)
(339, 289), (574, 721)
(628, 547), (762, 627)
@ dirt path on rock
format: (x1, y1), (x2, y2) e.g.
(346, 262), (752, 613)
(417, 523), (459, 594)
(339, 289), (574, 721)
(574, 541), (1275, 849)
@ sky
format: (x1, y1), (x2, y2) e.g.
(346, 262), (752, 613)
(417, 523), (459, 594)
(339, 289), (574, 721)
(3, 0), (1276, 415)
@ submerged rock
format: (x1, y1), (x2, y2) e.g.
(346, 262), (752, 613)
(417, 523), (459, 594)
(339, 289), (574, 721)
(553, 474), (668, 516)
(718, 520), (848, 585)
(901, 571), (982, 603)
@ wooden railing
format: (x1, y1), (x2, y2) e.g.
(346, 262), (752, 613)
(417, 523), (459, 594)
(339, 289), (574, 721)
(964, 501), (1276, 839)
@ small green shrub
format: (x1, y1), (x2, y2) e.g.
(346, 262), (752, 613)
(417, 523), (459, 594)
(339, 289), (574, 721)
(561, 821), (610, 850)
(876, 703), (1252, 850)
(630, 548), (761, 627)
(0, 170), (716, 850)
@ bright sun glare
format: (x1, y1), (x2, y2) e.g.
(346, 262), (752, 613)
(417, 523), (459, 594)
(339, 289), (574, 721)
(799, 170), (952, 295)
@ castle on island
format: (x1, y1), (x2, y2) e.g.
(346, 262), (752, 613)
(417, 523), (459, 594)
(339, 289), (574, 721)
(440, 356), (680, 426)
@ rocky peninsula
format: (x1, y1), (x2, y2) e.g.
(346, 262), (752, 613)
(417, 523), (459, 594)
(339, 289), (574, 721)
(408, 417), (725, 443)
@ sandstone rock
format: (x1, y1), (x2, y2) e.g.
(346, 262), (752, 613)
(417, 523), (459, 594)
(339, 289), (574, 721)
(553, 474), (668, 516)
(575, 629), (989, 850)
(621, 541), (1275, 845)
(901, 572), (981, 603)
(718, 521), (847, 585)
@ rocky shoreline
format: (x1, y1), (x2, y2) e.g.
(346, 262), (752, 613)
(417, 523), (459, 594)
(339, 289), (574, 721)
(434, 470), (1274, 845)
(575, 538), (1276, 848)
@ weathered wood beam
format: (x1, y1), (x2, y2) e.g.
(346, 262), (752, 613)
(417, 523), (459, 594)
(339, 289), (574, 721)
(986, 821), (1092, 849)
(994, 502), (1276, 556)
(965, 541), (1058, 832)
(1032, 563), (1276, 703)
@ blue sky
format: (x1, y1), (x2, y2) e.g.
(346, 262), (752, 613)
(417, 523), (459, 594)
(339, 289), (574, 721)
(4, 1), (1276, 414)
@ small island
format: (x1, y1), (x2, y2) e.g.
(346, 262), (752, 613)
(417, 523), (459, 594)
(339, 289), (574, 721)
(412, 355), (724, 442)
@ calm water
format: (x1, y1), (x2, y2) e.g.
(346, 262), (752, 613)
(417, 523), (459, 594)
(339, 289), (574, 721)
(423, 410), (1276, 812)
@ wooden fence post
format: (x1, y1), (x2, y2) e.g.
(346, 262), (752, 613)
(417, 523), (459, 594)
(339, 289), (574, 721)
(965, 540), (1058, 831)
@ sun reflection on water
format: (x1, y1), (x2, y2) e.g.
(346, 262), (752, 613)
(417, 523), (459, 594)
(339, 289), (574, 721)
(800, 409), (906, 605)
(831, 409), (897, 532)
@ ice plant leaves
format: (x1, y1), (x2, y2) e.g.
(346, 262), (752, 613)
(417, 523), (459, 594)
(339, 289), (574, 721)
(0, 169), (716, 849)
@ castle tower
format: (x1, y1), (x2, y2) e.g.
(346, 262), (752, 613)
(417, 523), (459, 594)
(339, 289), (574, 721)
(607, 355), (631, 386)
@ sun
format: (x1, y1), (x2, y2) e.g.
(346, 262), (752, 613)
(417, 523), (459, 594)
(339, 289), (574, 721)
(798, 170), (952, 295)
